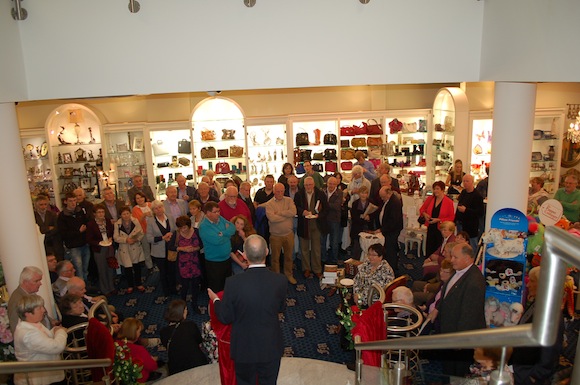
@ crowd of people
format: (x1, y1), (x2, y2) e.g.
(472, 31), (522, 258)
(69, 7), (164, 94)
(9, 156), (577, 384)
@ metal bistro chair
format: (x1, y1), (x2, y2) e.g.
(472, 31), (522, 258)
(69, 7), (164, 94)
(382, 303), (424, 373)
(63, 322), (91, 385)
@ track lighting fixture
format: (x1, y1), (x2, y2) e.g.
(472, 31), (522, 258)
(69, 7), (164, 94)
(360, 0), (370, 3)
(11, 0), (28, 21)
(244, 0), (256, 7)
(129, 0), (140, 13)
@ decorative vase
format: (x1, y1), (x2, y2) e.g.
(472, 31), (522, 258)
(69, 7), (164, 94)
(548, 145), (556, 161)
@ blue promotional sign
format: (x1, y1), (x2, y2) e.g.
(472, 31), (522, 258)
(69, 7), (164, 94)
(482, 208), (528, 328)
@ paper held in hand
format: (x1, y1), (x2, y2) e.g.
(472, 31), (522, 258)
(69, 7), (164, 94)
(361, 202), (379, 218)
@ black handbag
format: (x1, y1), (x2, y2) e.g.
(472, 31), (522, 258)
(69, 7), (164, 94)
(157, 162), (170, 168)
(312, 163), (323, 172)
(312, 152), (324, 161)
(178, 139), (191, 154)
(296, 132), (310, 146)
(340, 139), (350, 148)
(300, 149), (312, 161)
(323, 133), (337, 145)
(324, 148), (337, 160)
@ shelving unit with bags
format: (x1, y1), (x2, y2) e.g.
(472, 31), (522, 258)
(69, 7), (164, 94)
(337, 115), (385, 183)
(246, 117), (289, 196)
(383, 110), (431, 193)
(148, 122), (193, 200)
(192, 97), (247, 192)
(289, 115), (339, 180)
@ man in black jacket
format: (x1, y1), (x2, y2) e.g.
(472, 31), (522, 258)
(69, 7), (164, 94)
(208, 235), (287, 385)
(454, 174), (484, 251)
(373, 186), (403, 274)
(57, 192), (90, 281)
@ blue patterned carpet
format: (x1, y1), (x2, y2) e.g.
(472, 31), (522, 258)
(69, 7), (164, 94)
(106, 267), (355, 365)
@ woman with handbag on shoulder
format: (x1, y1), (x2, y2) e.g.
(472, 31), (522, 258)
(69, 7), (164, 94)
(146, 200), (177, 296)
(115, 206), (146, 293)
(170, 216), (202, 311)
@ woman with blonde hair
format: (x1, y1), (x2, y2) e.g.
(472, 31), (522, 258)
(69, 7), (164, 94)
(230, 214), (256, 274)
(114, 206), (146, 293)
(445, 159), (465, 195)
(116, 318), (159, 383)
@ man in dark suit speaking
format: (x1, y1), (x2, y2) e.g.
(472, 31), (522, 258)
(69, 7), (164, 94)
(208, 234), (287, 385)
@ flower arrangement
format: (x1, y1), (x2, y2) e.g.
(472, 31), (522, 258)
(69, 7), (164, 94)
(113, 339), (142, 385)
(335, 288), (362, 350)
(0, 304), (15, 362)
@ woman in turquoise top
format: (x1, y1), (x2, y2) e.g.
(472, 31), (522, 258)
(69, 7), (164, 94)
(198, 201), (236, 292)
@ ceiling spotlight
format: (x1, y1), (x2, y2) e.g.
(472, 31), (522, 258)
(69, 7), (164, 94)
(128, 0), (140, 13)
(244, 0), (256, 7)
(359, 0), (370, 3)
(11, 0), (28, 21)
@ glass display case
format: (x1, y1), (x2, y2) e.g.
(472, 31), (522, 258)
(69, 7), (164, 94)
(290, 117), (338, 180)
(469, 112), (493, 183)
(45, 104), (103, 208)
(21, 129), (56, 206)
(431, 87), (469, 185)
(149, 125), (193, 201)
(102, 125), (149, 204)
(246, 120), (288, 196)
(530, 110), (565, 194)
(192, 97), (247, 193)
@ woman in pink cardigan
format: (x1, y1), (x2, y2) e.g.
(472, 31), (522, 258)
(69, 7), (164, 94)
(419, 181), (455, 257)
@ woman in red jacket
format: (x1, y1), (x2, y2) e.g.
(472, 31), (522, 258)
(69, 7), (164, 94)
(419, 181), (455, 257)
(116, 318), (159, 383)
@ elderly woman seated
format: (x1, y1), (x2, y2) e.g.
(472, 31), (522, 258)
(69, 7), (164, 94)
(353, 243), (395, 306)
(14, 294), (68, 385)
(413, 259), (454, 307)
(422, 221), (456, 280)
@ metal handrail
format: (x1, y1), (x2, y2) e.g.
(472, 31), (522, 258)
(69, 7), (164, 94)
(0, 358), (112, 374)
(354, 226), (580, 384)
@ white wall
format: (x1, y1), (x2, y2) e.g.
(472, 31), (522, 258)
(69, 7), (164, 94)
(0, 6), (27, 102)
(480, 0), (580, 82)
(9, 0), (483, 101)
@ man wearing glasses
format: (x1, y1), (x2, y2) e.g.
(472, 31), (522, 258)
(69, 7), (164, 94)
(199, 201), (236, 292)
(219, 186), (253, 226)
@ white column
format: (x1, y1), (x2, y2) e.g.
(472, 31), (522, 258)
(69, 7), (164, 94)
(0, 103), (54, 312)
(486, 82), (537, 229)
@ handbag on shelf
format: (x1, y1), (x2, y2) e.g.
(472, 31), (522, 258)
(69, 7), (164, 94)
(340, 126), (355, 136)
(312, 152), (324, 161)
(296, 132), (310, 146)
(217, 149), (229, 158)
(300, 149), (312, 161)
(389, 119), (403, 134)
(324, 148), (337, 160)
(152, 140), (169, 156)
(365, 119), (383, 135)
(402, 122), (417, 133)
(178, 139), (191, 154)
(351, 138), (367, 148)
(340, 139), (350, 148)
(230, 145), (244, 158)
(178, 157), (191, 166)
(296, 163), (305, 174)
(341, 148), (355, 160)
(215, 162), (231, 174)
(367, 137), (383, 146)
(325, 161), (337, 172)
(341, 161), (353, 171)
(368, 147), (382, 159)
(201, 130), (216, 141)
(200, 147), (216, 159)
(369, 159), (382, 168)
(323, 133), (337, 145)
(354, 125), (367, 135)
(157, 162), (170, 168)
(312, 163), (323, 172)
(222, 129), (235, 140)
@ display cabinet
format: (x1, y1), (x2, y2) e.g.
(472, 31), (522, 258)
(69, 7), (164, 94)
(290, 116), (338, 179)
(246, 118), (288, 195)
(148, 123), (193, 201)
(383, 110), (431, 190)
(431, 87), (469, 185)
(530, 109), (565, 194)
(192, 97), (247, 193)
(469, 111), (493, 183)
(45, 104), (103, 207)
(102, 123), (150, 204)
(21, 129), (56, 206)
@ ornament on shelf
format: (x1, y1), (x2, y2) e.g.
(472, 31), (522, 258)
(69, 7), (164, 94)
(58, 126), (71, 145)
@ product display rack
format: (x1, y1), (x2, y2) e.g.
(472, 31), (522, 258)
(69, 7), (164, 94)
(102, 124), (150, 204)
(149, 123), (193, 201)
(21, 129), (56, 206)
(290, 117), (339, 179)
(529, 109), (565, 195)
(469, 111), (493, 183)
(192, 97), (247, 193)
(45, 104), (103, 208)
(246, 118), (288, 195)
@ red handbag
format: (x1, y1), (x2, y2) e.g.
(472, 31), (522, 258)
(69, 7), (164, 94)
(215, 161), (231, 174)
(340, 126), (355, 136)
(369, 159), (382, 168)
(325, 161), (337, 172)
(353, 124), (367, 135)
(388, 119), (403, 134)
(341, 161), (353, 171)
(365, 119), (383, 135)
